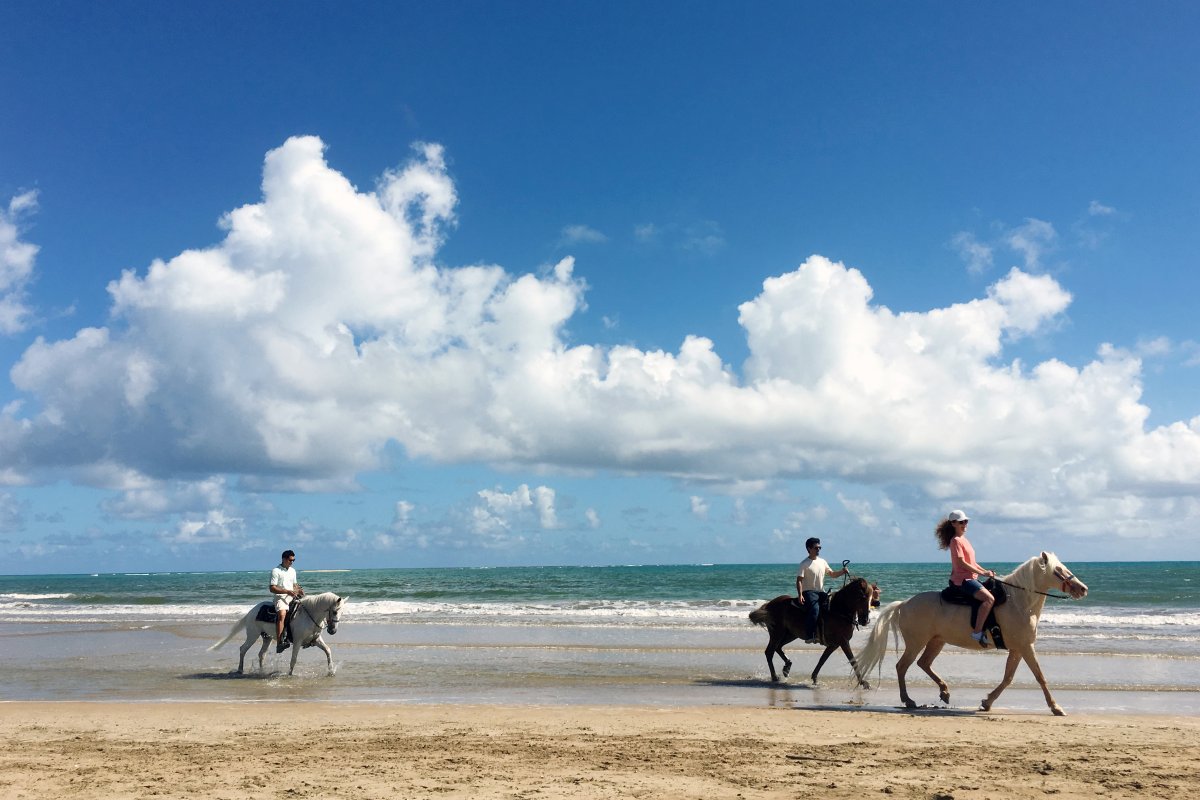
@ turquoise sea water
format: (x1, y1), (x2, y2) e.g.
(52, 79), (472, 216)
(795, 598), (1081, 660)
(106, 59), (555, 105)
(1, 561), (1197, 714)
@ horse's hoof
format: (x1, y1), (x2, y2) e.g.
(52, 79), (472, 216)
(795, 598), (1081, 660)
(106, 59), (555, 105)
(770, 675), (780, 683)
(940, 690), (951, 704)
(782, 664), (792, 678)
(980, 699), (993, 711)
(1051, 706), (1066, 717)
(904, 699), (917, 710)
(860, 681), (871, 690)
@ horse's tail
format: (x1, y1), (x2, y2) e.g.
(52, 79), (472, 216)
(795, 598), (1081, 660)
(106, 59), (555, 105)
(208, 604), (259, 651)
(749, 603), (771, 628)
(855, 600), (903, 678)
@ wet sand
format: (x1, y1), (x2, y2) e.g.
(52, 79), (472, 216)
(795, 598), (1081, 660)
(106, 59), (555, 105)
(1, 701), (1196, 799)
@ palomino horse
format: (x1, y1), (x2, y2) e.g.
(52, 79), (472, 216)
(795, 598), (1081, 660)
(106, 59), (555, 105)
(209, 592), (346, 676)
(749, 577), (874, 687)
(856, 552), (1087, 715)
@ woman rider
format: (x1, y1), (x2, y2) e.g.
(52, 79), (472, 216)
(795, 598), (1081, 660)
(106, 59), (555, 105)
(936, 510), (994, 647)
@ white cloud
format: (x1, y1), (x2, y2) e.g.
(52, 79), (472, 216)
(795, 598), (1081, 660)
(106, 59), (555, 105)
(770, 504), (828, 544)
(164, 509), (243, 545)
(949, 231), (994, 275)
(472, 483), (558, 537)
(585, 507), (601, 529)
(1005, 218), (1057, 271)
(680, 221), (725, 255)
(0, 191), (40, 334)
(689, 495), (709, 519)
(836, 492), (879, 528)
(560, 224), (607, 245)
(392, 500), (415, 530)
(633, 223), (658, 243)
(4, 137), (1200, 540)
(104, 476), (228, 520)
(1088, 200), (1116, 216)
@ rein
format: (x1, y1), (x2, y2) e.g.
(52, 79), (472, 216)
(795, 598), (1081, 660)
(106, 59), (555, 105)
(993, 578), (1067, 599)
(993, 564), (1079, 600)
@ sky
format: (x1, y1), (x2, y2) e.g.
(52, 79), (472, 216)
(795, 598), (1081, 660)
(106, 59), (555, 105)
(1, 3), (1199, 573)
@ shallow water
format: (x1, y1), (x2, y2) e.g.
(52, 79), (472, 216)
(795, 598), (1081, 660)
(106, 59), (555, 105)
(2, 619), (1196, 716)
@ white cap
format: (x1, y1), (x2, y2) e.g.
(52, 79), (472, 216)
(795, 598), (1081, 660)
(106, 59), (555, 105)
(947, 509), (969, 522)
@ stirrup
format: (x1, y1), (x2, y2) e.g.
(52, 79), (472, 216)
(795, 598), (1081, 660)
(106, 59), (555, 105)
(971, 630), (989, 648)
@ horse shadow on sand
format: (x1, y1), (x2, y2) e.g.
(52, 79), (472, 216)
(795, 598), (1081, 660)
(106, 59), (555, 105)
(693, 678), (981, 717)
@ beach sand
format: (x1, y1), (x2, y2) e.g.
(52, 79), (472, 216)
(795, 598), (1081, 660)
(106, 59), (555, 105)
(1, 702), (1196, 799)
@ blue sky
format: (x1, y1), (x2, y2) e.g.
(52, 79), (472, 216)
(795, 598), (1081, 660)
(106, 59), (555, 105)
(2, 3), (1198, 573)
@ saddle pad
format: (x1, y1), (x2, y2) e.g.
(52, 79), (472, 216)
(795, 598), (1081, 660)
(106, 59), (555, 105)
(255, 604), (278, 623)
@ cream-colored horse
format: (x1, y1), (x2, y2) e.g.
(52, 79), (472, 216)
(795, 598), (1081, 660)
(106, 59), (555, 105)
(856, 552), (1087, 715)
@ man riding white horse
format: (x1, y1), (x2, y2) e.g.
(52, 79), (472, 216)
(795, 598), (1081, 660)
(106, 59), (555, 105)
(270, 550), (304, 652)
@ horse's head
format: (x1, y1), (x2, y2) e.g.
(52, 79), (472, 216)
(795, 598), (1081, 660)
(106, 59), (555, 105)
(833, 577), (873, 625)
(1041, 552), (1088, 599)
(326, 596), (346, 635)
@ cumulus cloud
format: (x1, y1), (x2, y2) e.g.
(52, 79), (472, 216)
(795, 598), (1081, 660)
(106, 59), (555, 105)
(0, 191), (40, 334)
(3, 137), (1200, 541)
(689, 495), (709, 520)
(472, 483), (558, 537)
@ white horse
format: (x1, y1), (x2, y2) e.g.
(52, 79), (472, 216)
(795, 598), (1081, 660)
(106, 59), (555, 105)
(209, 592), (346, 676)
(856, 552), (1087, 715)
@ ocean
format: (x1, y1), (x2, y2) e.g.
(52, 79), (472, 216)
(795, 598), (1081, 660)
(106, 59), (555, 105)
(1, 561), (1197, 715)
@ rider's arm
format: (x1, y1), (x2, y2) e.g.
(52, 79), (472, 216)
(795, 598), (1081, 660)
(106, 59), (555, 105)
(827, 564), (849, 578)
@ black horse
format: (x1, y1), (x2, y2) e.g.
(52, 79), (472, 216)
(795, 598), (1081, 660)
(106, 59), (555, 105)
(749, 577), (873, 687)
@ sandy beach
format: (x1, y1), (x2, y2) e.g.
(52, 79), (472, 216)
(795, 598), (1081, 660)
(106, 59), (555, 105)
(1, 702), (1196, 800)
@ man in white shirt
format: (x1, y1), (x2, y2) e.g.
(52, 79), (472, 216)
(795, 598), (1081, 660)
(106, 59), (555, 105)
(269, 550), (304, 653)
(795, 537), (848, 642)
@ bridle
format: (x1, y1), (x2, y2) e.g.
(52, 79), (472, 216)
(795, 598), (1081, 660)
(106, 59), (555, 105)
(297, 595), (341, 637)
(995, 563), (1080, 600)
(325, 601), (340, 635)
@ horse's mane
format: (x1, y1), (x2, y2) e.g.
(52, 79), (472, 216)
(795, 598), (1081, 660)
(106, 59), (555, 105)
(1003, 552), (1059, 585)
(1000, 552), (1059, 615)
(830, 577), (870, 613)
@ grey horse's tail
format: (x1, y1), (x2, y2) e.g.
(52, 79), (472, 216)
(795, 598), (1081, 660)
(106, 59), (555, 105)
(208, 604), (260, 651)
(855, 600), (903, 678)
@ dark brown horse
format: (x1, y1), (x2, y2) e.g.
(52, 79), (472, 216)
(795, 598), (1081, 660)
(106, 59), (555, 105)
(749, 577), (873, 687)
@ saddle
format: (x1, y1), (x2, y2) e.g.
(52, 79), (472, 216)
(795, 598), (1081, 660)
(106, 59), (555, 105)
(940, 578), (1008, 649)
(254, 600), (300, 644)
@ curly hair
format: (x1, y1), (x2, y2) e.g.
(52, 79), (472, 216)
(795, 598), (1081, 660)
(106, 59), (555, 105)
(934, 518), (957, 550)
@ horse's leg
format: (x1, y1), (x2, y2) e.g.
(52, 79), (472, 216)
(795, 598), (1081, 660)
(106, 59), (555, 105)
(810, 644), (836, 685)
(236, 629), (256, 674)
(915, 639), (950, 704)
(980, 649), (1023, 713)
(894, 640), (924, 709)
(311, 636), (334, 676)
(256, 633), (270, 672)
(288, 640), (300, 676)
(763, 638), (779, 682)
(1007, 646), (1064, 716)
(765, 632), (792, 681)
(837, 639), (869, 689)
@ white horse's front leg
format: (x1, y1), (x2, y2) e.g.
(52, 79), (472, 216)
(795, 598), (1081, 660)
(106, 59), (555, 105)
(1020, 646), (1065, 716)
(288, 642), (301, 676)
(981, 649), (1022, 712)
(311, 636), (334, 676)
